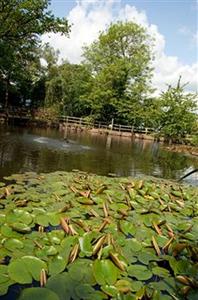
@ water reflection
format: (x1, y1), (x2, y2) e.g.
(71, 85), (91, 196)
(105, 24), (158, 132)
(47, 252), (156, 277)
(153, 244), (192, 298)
(0, 125), (197, 185)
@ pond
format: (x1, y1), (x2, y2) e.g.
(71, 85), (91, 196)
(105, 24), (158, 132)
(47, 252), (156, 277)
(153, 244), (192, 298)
(0, 125), (197, 185)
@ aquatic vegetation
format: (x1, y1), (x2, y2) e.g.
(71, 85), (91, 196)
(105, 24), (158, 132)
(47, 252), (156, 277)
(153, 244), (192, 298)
(0, 171), (197, 299)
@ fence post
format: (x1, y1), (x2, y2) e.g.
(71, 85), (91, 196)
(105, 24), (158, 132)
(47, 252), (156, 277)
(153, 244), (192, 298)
(111, 118), (114, 131)
(145, 128), (148, 134)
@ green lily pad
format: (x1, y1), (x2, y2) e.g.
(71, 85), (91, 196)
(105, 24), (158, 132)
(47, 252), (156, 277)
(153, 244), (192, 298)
(46, 272), (71, 300)
(68, 259), (96, 285)
(0, 171), (197, 299)
(128, 264), (152, 281)
(0, 214), (6, 225)
(79, 232), (97, 257)
(0, 265), (9, 284)
(75, 283), (96, 299)
(1, 224), (22, 237)
(35, 214), (49, 226)
(48, 255), (67, 275)
(7, 209), (33, 225)
(152, 266), (170, 278)
(10, 222), (32, 233)
(93, 259), (119, 285)
(8, 256), (47, 283)
(18, 287), (59, 300)
(8, 259), (32, 284)
(0, 278), (15, 296)
(138, 251), (158, 265)
(3, 238), (24, 251)
(101, 285), (118, 297)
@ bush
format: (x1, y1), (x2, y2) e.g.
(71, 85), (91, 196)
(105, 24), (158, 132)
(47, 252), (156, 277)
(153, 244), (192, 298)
(191, 135), (198, 146)
(34, 105), (59, 122)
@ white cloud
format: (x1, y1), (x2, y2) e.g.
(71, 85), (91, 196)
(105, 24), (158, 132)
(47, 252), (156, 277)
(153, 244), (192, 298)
(42, 0), (198, 93)
(179, 25), (198, 45)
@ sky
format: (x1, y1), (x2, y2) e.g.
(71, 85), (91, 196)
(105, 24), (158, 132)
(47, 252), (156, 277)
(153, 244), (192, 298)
(42, 0), (198, 93)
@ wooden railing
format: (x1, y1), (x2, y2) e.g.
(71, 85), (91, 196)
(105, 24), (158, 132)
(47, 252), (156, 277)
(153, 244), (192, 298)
(0, 107), (32, 119)
(59, 115), (155, 135)
(0, 107), (156, 135)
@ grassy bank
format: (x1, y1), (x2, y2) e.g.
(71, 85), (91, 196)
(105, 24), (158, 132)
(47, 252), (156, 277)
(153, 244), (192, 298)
(0, 171), (197, 299)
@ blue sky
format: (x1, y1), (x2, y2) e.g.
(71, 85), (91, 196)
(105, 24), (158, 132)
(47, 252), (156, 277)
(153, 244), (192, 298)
(43, 0), (197, 92)
(49, 0), (197, 65)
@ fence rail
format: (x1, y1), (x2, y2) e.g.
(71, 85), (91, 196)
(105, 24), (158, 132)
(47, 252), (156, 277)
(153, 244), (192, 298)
(0, 107), (156, 135)
(59, 115), (155, 135)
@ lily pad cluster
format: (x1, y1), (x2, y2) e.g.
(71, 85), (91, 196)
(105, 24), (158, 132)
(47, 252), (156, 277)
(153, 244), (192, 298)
(0, 171), (197, 299)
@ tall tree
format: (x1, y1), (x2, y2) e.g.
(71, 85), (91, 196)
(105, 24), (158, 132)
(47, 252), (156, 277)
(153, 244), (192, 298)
(0, 0), (69, 108)
(158, 77), (198, 142)
(45, 60), (93, 116)
(82, 21), (153, 123)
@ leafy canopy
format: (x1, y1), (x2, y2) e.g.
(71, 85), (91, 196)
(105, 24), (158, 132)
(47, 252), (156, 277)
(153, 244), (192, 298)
(159, 77), (198, 140)
(82, 21), (154, 123)
(0, 0), (69, 107)
(0, 0), (69, 43)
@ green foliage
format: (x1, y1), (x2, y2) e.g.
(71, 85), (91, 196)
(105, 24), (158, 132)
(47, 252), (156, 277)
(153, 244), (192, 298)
(19, 288), (59, 300)
(0, 0), (69, 107)
(0, 0), (69, 42)
(0, 4), (196, 139)
(34, 105), (59, 122)
(82, 21), (154, 123)
(191, 135), (198, 146)
(0, 171), (197, 299)
(158, 77), (198, 141)
(45, 60), (93, 116)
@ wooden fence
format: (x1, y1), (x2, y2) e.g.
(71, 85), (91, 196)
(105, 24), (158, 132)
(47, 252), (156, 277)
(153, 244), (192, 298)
(59, 115), (155, 135)
(0, 107), (156, 135)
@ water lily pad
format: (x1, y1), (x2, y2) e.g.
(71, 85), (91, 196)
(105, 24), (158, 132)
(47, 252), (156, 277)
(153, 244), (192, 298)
(8, 256), (47, 283)
(152, 266), (170, 278)
(138, 251), (158, 265)
(35, 214), (49, 226)
(10, 222), (32, 233)
(0, 171), (197, 299)
(8, 259), (32, 284)
(18, 287), (59, 300)
(101, 285), (118, 297)
(48, 255), (67, 275)
(115, 279), (132, 293)
(3, 238), (24, 251)
(45, 246), (58, 256)
(79, 232), (97, 257)
(0, 214), (5, 225)
(74, 283), (95, 299)
(93, 259), (119, 285)
(0, 278), (15, 296)
(68, 259), (96, 285)
(9, 209), (32, 225)
(119, 220), (136, 236)
(1, 224), (21, 237)
(0, 265), (9, 284)
(48, 212), (61, 226)
(128, 264), (152, 281)
(46, 272), (71, 300)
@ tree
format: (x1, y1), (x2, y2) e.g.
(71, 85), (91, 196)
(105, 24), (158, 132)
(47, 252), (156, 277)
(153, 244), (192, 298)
(82, 21), (153, 123)
(45, 60), (93, 116)
(0, 0), (69, 108)
(158, 77), (198, 142)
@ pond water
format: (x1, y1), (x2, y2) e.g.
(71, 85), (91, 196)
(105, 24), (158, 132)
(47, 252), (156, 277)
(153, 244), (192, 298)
(0, 125), (197, 185)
